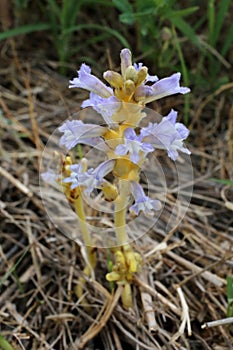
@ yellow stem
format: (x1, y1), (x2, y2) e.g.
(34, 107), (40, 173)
(73, 190), (96, 303)
(74, 191), (96, 269)
(114, 180), (129, 246)
(74, 191), (92, 247)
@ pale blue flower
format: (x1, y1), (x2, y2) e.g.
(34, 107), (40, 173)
(115, 128), (154, 164)
(164, 110), (190, 160)
(63, 164), (95, 194)
(63, 159), (115, 195)
(134, 72), (190, 103)
(141, 109), (190, 160)
(82, 92), (120, 126)
(129, 181), (161, 216)
(59, 120), (106, 150)
(69, 50), (190, 120)
(41, 169), (59, 184)
(166, 109), (190, 139)
(69, 63), (113, 98)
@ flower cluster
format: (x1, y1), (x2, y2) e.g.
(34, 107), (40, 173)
(55, 48), (190, 215)
(42, 48), (191, 308)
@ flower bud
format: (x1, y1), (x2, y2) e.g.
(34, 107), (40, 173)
(106, 271), (121, 281)
(102, 182), (118, 201)
(123, 80), (135, 97)
(63, 156), (73, 175)
(136, 66), (148, 85)
(103, 70), (124, 88)
(125, 66), (138, 83)
(80, 157), (88, 172)
(120, 48), (132, 79)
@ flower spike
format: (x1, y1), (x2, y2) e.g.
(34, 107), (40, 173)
(42, 48), (191, 310)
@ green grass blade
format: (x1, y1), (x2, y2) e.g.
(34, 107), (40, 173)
(213, 0), (231, 47)
(207, 0), (215, 46)
(227, 276), (233, 303)
(15, 0), (30, 9)
(170, 16), (200, 47)
(61, 0), (74, 32)
(46, 0), (60, 42)
(221, 22), (233, 56)
(0, 247), (29, 288)
(172, 25), (190, 124)
(63, 24), (130, 48)
(210, 178), (233, 186)
(77, 144), (83, 159)
(227, 276), (233, 317)
(0, 335), (14, 350)
(0, 23), (51, 41)
(46, 0), (61, 18)
(66, 0), (82, 28)
(118, 6), (158, 25)
(166, 6), (199, 18)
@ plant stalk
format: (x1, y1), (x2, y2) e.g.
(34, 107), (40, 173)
(114, 180), (129, 246)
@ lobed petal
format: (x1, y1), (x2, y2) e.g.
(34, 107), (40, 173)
(63, 164), (96, 194)
(135, 73), (190, 104)
(130, 181), (161, 216)
(94, 159), (116, 182)
(115, 128), (154, 164)
(141, 110), (190, 160)
(63, 159), (116, 195)
(82, 92), (120, 126)
(69, 63), (113, 98)
(59, 120), (106, 150)
(41, 169), (60, 185)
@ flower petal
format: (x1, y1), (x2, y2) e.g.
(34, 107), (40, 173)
(115, 128), (154, 164)
(115, 144), (127, 156)
(124, 127), (137, 140)
(59, 120), (106, 150)
(141, 110), (190, 160)
(135, 73), (190, 103)
(69, 63), (113, 98)
(95, 159), (116, 181)
(63, 159), (116, 195)
(41, 169), (59, 184)
(130, 181), (161, 216)
(82, 92), (120, 126)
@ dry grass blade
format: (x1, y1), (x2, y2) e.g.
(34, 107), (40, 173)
(134, 276), (181, 316)
(0, 165), (33, 197)
(167, 250), (226, 287)
(139, 271), (157, 331)
(202, 317), (233, 329)
(170, 286), (192, 342)
(73, 285), (123, 349)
